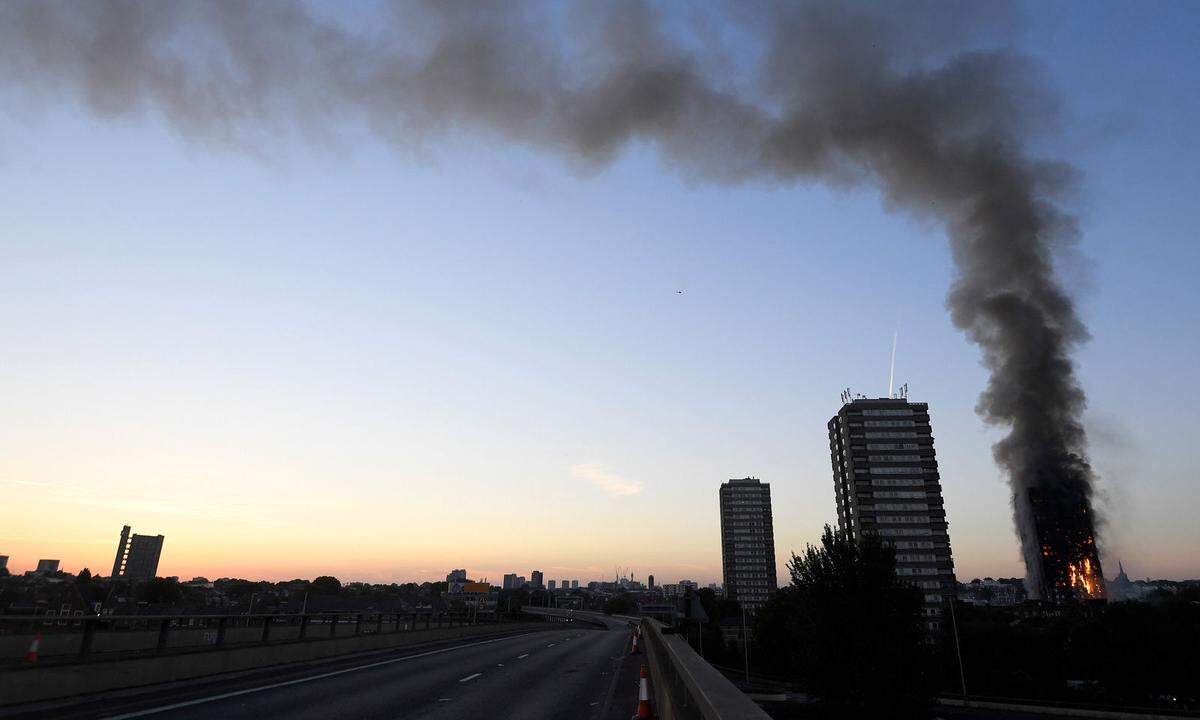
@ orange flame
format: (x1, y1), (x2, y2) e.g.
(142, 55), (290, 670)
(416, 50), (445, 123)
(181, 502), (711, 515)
(1066, 557), (1102, 598)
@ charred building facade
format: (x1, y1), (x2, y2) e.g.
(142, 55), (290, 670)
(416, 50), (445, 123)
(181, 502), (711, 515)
(1024, 486), (1104, 602)
(829, 397), (957, 629)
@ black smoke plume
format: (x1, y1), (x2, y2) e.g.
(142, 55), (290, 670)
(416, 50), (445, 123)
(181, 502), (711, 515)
(0, 0), (1101, 596)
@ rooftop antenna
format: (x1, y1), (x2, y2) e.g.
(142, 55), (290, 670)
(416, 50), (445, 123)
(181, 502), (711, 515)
(888, 330), (898, 398)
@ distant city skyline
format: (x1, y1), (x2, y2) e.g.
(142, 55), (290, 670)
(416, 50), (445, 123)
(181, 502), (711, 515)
(1, 1), (1198, 584)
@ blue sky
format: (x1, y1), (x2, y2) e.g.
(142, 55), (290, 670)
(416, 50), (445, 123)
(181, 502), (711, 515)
(0, 1), (1197, 583)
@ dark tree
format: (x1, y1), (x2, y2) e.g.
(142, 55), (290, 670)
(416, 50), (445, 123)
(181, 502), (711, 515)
(603, 593), (632, 615)
(311, 576), (342, 595)
(77, 568), (92, 583)
(136, 577), (183, 605)
(754, 525), (930, 711)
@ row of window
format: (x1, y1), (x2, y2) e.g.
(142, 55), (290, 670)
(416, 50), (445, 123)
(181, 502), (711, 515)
(891, 540), (937, 549)
(873, 502), (929, 511)
(868, 454), (921, 462)
(860, 408), (914, 416)
(862, 419), (917, 427)
(862, 432), (919, 439)
(866, 466), (930, 474)
(896, 566), (941, 576)
(874, 490), (927, 499)
(871, 478), (926, 487)
(876, 515), (933, 524)
(866, 443), (921, 451)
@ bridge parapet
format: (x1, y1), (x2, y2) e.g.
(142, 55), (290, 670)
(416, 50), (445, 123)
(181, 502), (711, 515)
(641, 618), (771, 720)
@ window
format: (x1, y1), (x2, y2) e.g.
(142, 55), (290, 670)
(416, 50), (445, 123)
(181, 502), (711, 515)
(862, 408), (914, 417)
(863, 419), (915, 427)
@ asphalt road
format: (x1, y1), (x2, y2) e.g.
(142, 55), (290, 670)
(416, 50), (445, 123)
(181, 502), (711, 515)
(3, 623), (646, 720)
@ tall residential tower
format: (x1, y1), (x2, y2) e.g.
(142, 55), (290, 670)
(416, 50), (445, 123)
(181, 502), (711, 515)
(111, 525), (164, 582)
(828, 397), (957, 629)
(719, 478), (777, 612)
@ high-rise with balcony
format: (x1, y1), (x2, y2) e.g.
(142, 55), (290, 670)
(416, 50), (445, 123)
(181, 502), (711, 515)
(828, 396), (957, 629)
(719, 478), (777, 612)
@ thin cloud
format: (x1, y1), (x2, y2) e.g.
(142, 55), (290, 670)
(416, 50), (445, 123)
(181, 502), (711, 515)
(569, 462), (643, 497)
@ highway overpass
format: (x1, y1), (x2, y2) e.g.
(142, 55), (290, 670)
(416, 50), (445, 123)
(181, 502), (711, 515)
(0, 615), (644, 719)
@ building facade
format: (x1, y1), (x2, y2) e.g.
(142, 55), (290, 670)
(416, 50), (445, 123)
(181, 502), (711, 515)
(828, 397), (957, 628)
(111, 525), (164, 582)
(503, 573), (519, 590)
(530, 570), (543, 589)
(35, 559), (60, 574)
(719, 478), (778, 611)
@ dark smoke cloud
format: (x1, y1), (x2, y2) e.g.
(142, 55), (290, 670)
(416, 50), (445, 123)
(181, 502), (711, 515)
(0, 0), (1097, 593)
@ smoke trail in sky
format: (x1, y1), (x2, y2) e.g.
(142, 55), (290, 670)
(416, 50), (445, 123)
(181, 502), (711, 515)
(0, 0), (1101, 595)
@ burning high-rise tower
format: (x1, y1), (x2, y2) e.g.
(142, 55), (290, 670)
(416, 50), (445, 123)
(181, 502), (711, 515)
(1024, 487), (1104, 602)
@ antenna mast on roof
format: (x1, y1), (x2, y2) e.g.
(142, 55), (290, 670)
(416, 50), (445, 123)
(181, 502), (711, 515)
(888, 330), (898, 399)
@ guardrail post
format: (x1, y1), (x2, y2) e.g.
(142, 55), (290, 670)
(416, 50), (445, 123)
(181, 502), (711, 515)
(261, 616), (272, 643)
(299, 614), (309, 639)
(355, 613), (363, 635)
(376, 613), (384, 634)
(215, 617), (228, 647)
(329, 614), (337, 637)
(156, 617), (171, 653)
(79, 617), (96, 659)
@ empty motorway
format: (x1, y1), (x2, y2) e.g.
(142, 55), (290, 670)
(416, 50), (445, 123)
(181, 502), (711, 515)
(0, 621), (644, 720)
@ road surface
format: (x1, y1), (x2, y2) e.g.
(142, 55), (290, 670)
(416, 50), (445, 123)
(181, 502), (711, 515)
(1, 623), (645, 720)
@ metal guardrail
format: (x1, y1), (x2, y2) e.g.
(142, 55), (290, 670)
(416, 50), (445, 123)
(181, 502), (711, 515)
(0, 610), (516, 665)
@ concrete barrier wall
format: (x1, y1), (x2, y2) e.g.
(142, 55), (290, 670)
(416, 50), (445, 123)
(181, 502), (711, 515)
(0, 621), (546, 706)
(1, 618), (415, 659)
(640, 619), (771, 720)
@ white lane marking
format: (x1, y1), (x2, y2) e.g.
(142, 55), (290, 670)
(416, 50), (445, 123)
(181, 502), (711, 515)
(496, 663), (504, 667)
(99, 632), (538, 719)
(459, 673), (482, 683)
(547, 643), (556, 647)
(517, 653), (530, 659)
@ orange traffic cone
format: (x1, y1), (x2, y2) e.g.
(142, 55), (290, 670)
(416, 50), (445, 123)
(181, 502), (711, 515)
(630, 633), (640, 654)
(632, 663), (654, 719)
(24, 633), (40, 662)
